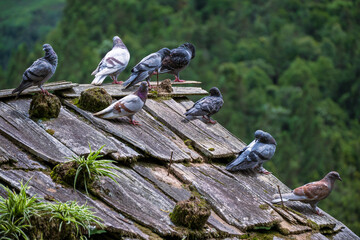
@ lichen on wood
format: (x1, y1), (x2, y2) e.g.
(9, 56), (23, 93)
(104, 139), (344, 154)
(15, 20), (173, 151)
(170, 196), (211, 230)
(78, 87), (112, 112)
(29, 93), (61, 119)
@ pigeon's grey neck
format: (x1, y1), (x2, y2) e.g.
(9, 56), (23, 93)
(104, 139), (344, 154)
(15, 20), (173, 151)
(114, 42), (127, 50)
(44, 50), (58, 66)
(323, 175), (337, 190)
(134, 89), (148, 103)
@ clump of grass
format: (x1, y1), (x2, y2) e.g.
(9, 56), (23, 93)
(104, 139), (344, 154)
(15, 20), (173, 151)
(48, 201), (104, 240)
(0, 180), (47, 240)
(67, 144), (122, 195)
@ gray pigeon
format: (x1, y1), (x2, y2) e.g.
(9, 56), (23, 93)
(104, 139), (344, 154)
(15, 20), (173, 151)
(158, 42), (195, 82)
(122, 48), (170, 89)
(226, 130), (276, 174)
(272, 171), (342, 215)
(93, 82), (148, 125)
(91, 36), (130, 85)
(184, 87), (223, 124)
(12, 44), (58, 98)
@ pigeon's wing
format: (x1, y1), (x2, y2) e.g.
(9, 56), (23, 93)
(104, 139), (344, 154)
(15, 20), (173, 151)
(199, 97), (223, 116)
(95, 48), (130, 76)
(25, 59), (53, 84)
(160, 48), (190, 73)
(226, 140), (258, 171)
(117, 94), (144, 113)
(252, 143), (276, 162)
(293, 181), (330, 201)
(132, 53), (161, 73)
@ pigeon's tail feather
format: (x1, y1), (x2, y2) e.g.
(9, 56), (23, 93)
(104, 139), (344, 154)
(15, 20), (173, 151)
(93, 105), (117, 119)
(91, 69), (98, 76)
(123, 71), (150, 89)
(91, 75), (107, 85)
(122, 74), (138, 89)
(225, 156), (249, 171)
(12, 81), (33, 99)
(271, 193), (305, 204)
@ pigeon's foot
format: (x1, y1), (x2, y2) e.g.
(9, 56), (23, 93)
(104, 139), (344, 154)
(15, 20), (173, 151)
(208, 119), (217, 124)
(40, 89), (50, 96)
(256, 166), (271, 175)
(112, 80), (123, 84)
(130, 120), (140, 125)
(174, 78), (186, 82)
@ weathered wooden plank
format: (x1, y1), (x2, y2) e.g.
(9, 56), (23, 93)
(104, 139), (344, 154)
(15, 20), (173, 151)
(59, 83), (208, 98)
(7, 98), (140, 161)
(107, 136), (143, 162)
(177, 99), (246, 152)
(332, 227), (360, 240)
(130, 80), (202, 88)
(63, 100), (196, 162)
(0, 81), (78, 99)
(0, 102), (75, 164)
(213, 164), (343, 233)
(144, 98), (240, 158)
(90, 166), (178, 237)
(0, 133), (47, 170)
(171, 163), (282, 231)
(0, 169), (148, 239)
(132, 163), (244, 237)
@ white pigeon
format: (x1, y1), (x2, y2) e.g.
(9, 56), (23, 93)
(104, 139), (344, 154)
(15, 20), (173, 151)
(91, 36), (130, 85)
(93, 82), (148, 125)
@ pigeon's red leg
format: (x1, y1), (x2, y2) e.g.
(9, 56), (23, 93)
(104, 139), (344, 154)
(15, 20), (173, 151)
(147, 79), (153, 89)
(130, 120), (140, 125)
(174, 75), (185, 82)
(257, 166), (271, 175)
(40, 87), (50, 96)
(111, 76), (123, 85)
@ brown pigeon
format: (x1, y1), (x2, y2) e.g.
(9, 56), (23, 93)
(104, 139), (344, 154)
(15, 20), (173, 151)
(272, 171), (342, 215)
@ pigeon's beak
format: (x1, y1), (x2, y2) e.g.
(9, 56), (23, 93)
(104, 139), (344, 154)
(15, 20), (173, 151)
(338, 176), (342, 181)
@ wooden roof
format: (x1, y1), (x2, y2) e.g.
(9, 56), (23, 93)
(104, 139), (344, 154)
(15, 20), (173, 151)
(0, 81), (358, 240)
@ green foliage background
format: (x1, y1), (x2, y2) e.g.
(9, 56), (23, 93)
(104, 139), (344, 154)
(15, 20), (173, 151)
(1, 0), (359, 235)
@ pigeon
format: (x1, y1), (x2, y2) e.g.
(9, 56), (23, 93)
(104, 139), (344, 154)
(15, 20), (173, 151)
(226, 130), (276, 174)
(91, 36), (130, 85)
(122, 48), (170, 89)
(184, 87), (224, 124)
(271, 171), (342, 215)
(12, 44), (58, 99)
(157, 42), (195, 82)
(93, 82), (148, 125)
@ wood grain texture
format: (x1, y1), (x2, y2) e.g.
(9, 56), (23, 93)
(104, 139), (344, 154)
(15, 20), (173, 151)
(0, 101), (75, 164)
(144, 98), (245, 159)
(171, 163), (282, 230)
(63, 100), (195, 162)
(0, 81), (78, 99)
(0, 169), (149, 239)
(59, 84), (207, 98)
(7, 98), (140, 160)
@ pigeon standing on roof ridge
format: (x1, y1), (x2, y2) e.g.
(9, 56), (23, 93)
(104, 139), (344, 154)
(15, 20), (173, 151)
(226, 130), (276, 174)
(158, 42), (195, 82)
(271, 171), (342, 215)
(93, 82), (148, 125)
(122, 48), (171, 89)
(91, 36), (130, 85)
(12, 44), (58, 99)
(184, 87), (224, 124)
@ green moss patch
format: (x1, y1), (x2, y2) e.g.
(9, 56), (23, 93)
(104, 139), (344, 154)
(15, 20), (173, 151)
(46, 129), (55, 135)
(170, 196), (211, 230)
(78, 87), (112, 112)
(29, 93), (61, 119)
